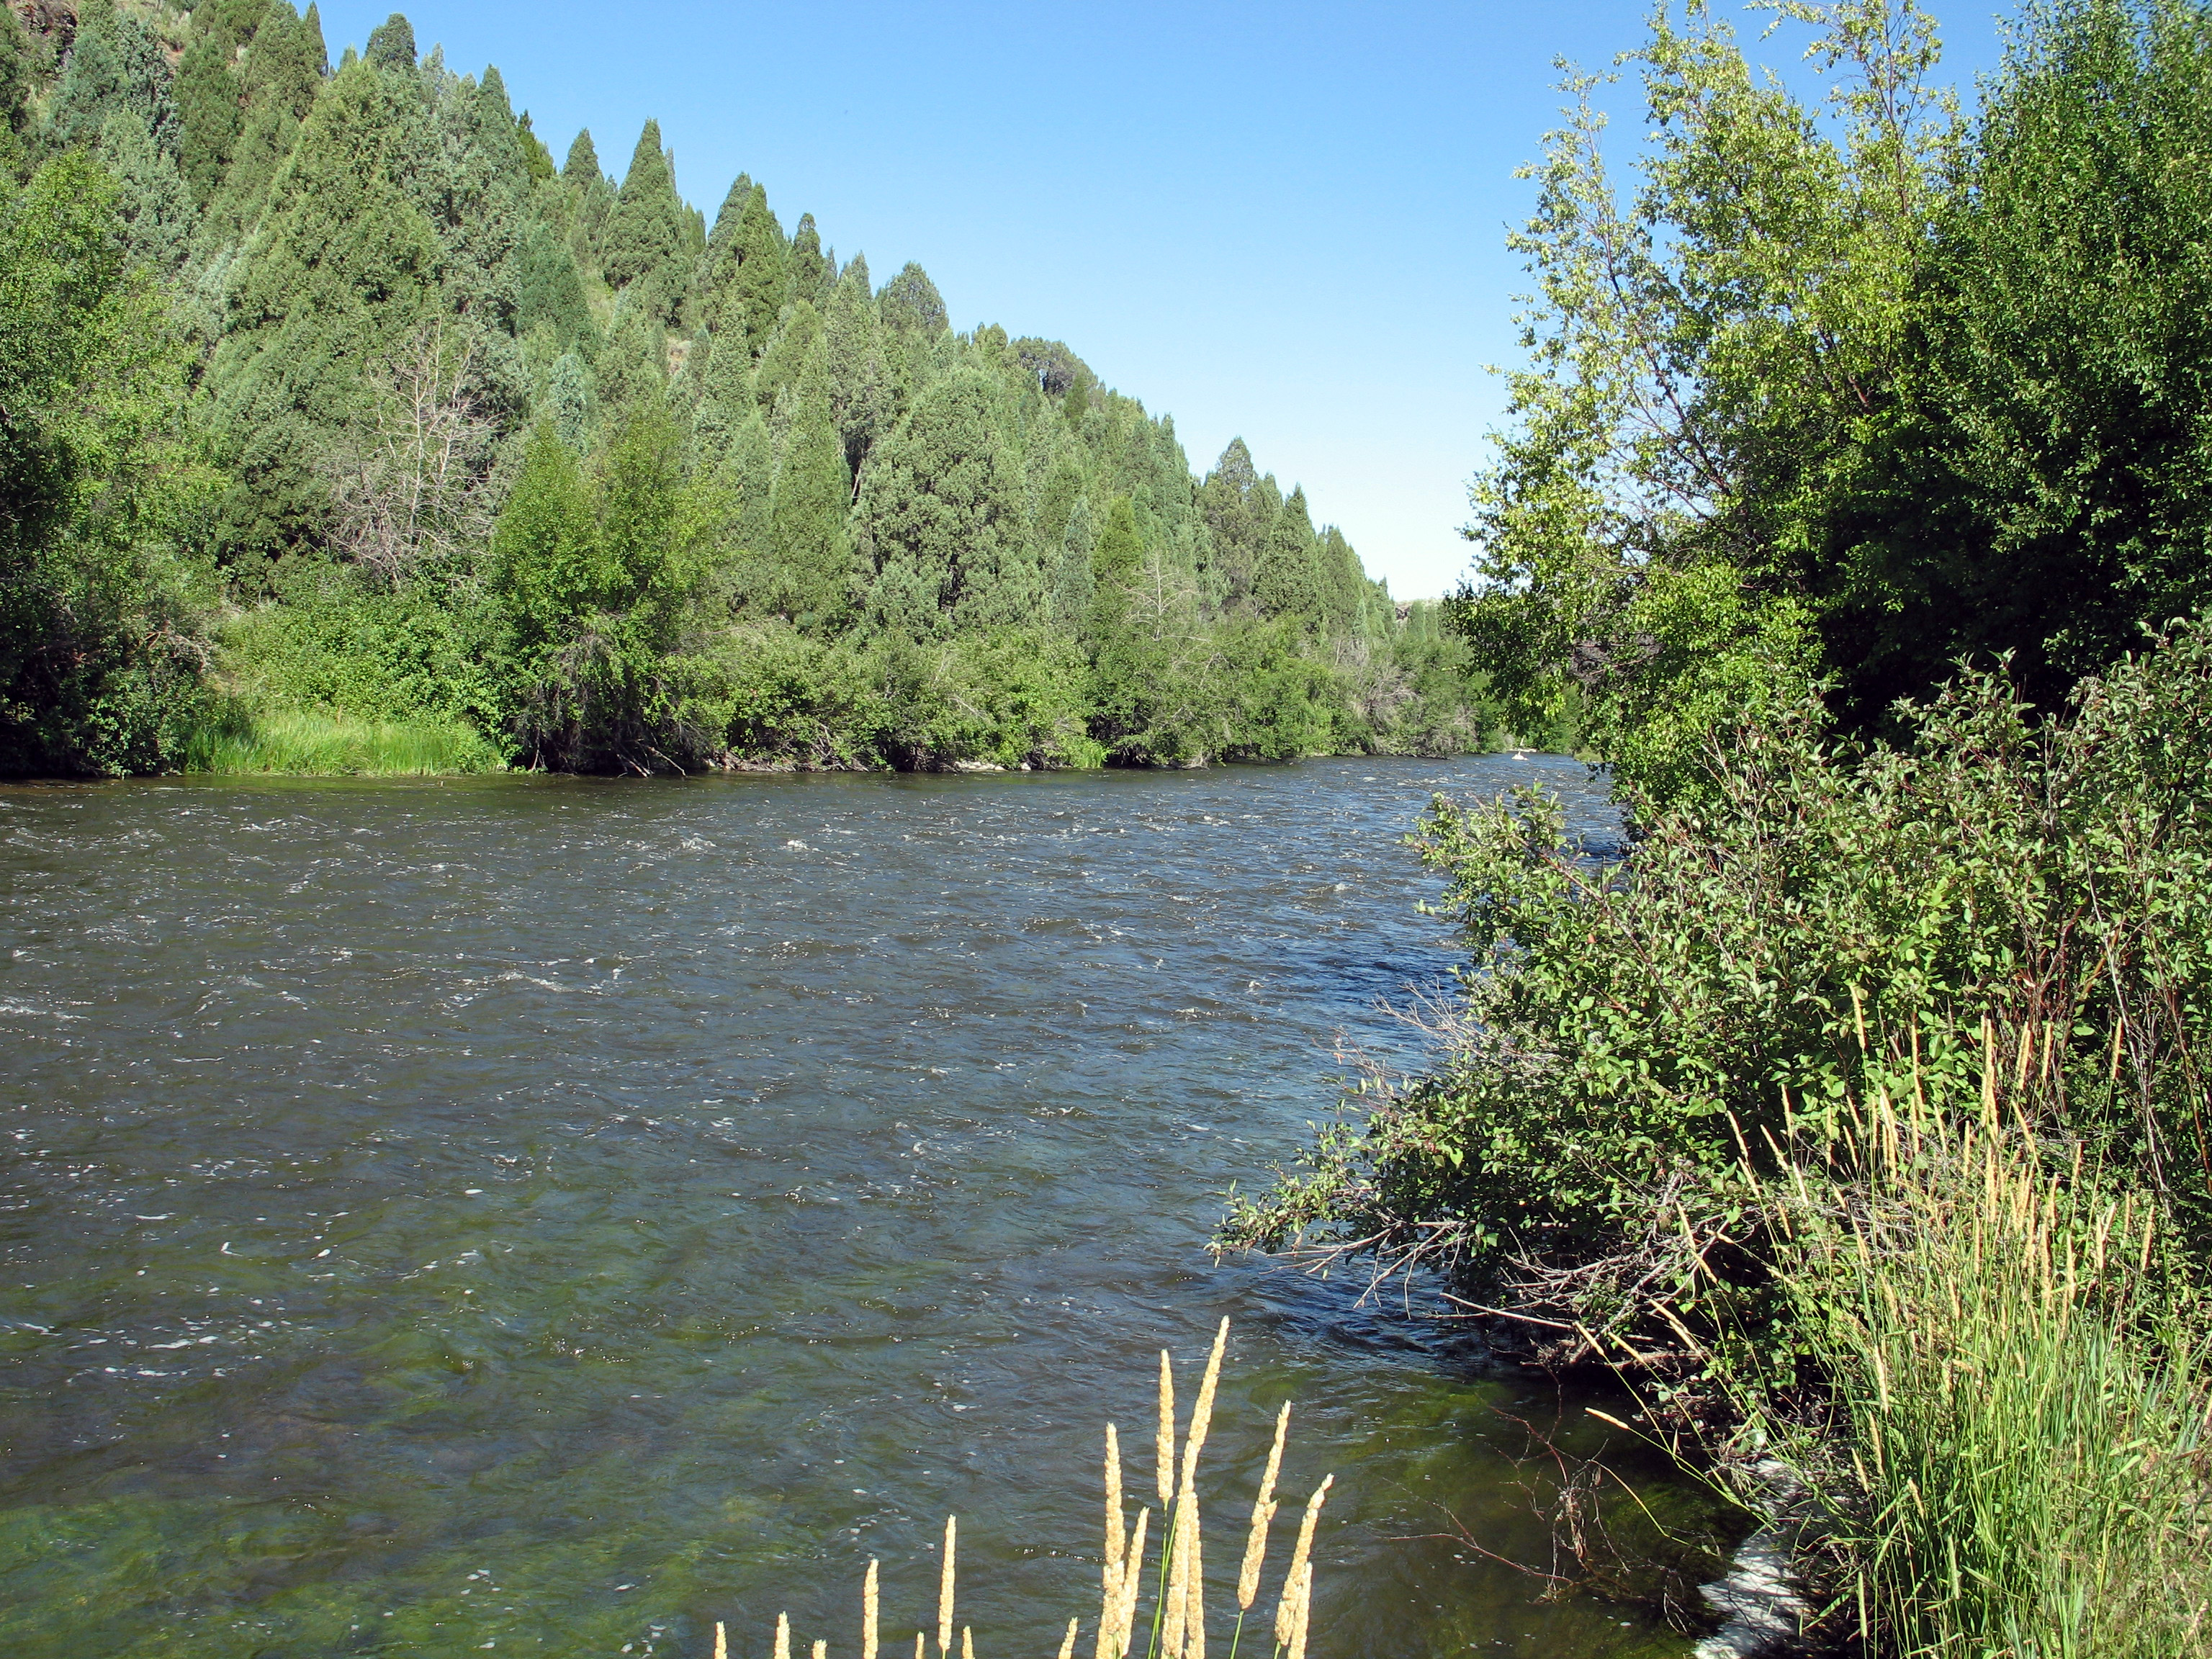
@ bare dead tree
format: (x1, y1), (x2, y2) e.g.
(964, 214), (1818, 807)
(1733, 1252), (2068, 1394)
(322, 323), (499, 583)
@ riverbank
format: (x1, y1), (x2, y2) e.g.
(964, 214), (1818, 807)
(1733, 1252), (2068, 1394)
(1225, 635), (2212, 1653)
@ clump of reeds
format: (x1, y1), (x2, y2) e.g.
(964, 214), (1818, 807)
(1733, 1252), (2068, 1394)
(720, 1320), (1331, 1659)
(1735, 1027), (2212, 1657)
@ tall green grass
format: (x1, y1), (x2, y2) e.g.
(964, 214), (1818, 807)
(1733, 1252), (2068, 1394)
(181, 708), (505, 776)
(1736, 1069), (2212, 1656)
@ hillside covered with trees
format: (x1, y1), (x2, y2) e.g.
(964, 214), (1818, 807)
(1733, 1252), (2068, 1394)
(0, 0), (1496, 777)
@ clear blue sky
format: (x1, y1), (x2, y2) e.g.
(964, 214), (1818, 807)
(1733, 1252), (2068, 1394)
(321, 1), (2011, 599)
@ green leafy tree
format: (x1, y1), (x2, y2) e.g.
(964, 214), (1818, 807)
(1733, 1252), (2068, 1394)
(1, 154), (205, 775)
(489, 415), (710, 770)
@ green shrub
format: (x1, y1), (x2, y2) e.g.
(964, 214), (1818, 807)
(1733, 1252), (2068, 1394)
(1224, 621), (2212, 1336)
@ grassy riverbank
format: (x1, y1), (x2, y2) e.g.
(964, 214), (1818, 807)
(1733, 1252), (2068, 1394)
(179, 706), (508, 775)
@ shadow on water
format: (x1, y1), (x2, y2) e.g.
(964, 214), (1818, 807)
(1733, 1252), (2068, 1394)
(0, 757), (1734, 1657)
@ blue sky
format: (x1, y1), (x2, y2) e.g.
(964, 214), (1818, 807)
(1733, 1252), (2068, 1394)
(321, 1), (2012, 598)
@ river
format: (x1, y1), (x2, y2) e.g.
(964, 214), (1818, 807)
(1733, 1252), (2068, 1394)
(0, 757), (1724, 1658)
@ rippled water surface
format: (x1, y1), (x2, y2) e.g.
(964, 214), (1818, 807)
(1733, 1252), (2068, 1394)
(1, 758), (1719, 1658)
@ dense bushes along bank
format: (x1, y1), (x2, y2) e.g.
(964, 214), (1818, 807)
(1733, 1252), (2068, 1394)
(0, 1), (1503, 778)
(1228, 0), (2212, 1648)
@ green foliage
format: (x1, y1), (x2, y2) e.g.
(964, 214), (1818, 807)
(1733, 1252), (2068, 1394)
(0, 153), (207, 776)
(856, 369), (1035, 637)
(488, 418), (716, 771)
(1227, 628), (2212, 1318)
(364, 12), (415, 70)
(0, 16), (1437, 778)
(47, 4), (178, 156)
(182, 703), (503, 773)
(764, 333), (855, 629)
(729, 184), (787, 361)
(602, 119), (686, 321)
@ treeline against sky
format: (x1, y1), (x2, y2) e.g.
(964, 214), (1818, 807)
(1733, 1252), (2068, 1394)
(0, 1), (1495, 775)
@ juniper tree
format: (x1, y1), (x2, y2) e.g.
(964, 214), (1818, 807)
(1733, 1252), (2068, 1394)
(201, 54), (444, 555)
(603, 119), (686, 320)
(766, 333), (855, 629)
(789, 212), (830, 306)
(823, 253), (894, 476)
(855, 369), (1035, 634)
(365, 12), (415, 69)
(878, 261), (948, 336)
(731, 184), (787, 359)
(1253, 483), (1323, 630)
(752, 299), (822, 415)
(99, 110), (197, 273)
(48, 4), (179, 156)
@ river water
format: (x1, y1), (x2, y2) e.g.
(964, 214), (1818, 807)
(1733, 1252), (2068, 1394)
(0, 757), (1725, 1659)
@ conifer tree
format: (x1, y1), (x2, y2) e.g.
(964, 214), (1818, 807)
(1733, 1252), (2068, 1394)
(202, 54), (445, 554)
(823, 253), (894, 476)
(732, 184), (788, 360)
(48, 6), (178, 156)
(726, 407), (774, 554)
(545, 349), (592, 451)
(1252, 482), (1323, 629)
(517, 217), (595, 355)
(562, 127), (614, 267)
(765, 333), (855, 629)
(592, 297), (666, 422)
(789, 212), (830, 306)
(856, 369), (1033, 634)
(878, 261), (948, 336)
(0, 5), (31, 181)
(1054, 493), (1096, 626)
(691, 284), (755, 475)
(99, 111), (197, 273)
(365, 13), (415, 70)
(701, 170), (752, 299)
(752, 299), (822, 414)
(602, 118), (685, 320)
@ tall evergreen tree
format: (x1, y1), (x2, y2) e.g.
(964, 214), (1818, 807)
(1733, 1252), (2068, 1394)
(731, 184), (788, 360)
(176, 0), (272, 198)
(517, 217), (595, 355)
(856, 369), (1035, 634)
(562, 127), (614, 267)
(701, 169), (752, 300)
(201, 54), (444, 554)
(99, 110), (198, 274)
(789, 211), (830, 305)
(765, 334), (854, 629)
(364, 13), (415, 70)
(48, 5), (179, 156)
(878, 261), (948, 336)
(752, 299), (822, 415)
(602, 118), (686, 320)
(1252, 482), (1323, 629)
(823, 253), (894, 477)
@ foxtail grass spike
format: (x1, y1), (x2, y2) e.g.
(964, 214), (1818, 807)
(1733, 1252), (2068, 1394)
(777, 1611), (792, 1659)
(815, 1642), (828, 1659)
(864, 1558), (880, 1659)
(1161, 1494), (1191, 1659)
(1179, 1318), (1229, 1495)
(716, 1622), (729, 1659)
(938, 1516), (958, 1659)
(1184, 1506), (1206, 1659)
(1285, 1562), (1312, 1659)
(961, 1627), (974, 1659)
(1105, 1422), (1125, 1585)
(1112, 1506), (1151, 1659)
(1237, 1403), (1290, 1610)
(1056, 1617), (1079, 1659)
(1274, 1476), (1331, 1646)
(1156, 1351), (1176, 1509)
